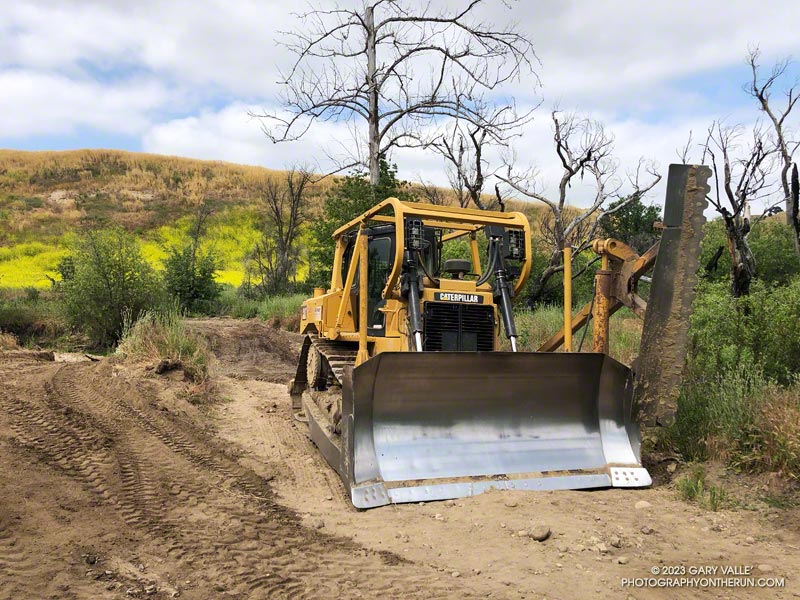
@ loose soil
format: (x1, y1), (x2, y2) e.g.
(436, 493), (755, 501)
(1, 318), (798, 599)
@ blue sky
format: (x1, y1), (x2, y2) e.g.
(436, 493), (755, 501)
(1, 0), (798, 209)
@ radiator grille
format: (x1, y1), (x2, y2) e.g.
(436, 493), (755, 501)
(423, 301), (495, 352)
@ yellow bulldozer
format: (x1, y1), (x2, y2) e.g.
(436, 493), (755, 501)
(290, 164), (711, 508)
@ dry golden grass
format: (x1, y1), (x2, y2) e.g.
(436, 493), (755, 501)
(751, 386), (800, 480)
(0, 331), (18, 350)
(0, 148), (548, 247)
(0, 149), (331, 229)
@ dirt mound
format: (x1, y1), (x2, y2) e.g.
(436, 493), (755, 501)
(187, 317), (302, 383)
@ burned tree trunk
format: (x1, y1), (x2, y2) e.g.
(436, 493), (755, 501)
(723, 215), (756, 297)
(700, 119), (774, 296)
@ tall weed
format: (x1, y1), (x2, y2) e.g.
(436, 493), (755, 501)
(118, 306), (211, 383)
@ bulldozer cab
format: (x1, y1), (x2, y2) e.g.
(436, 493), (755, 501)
(340, 223), (441, 336)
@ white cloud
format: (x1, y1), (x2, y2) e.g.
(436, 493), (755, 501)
(142, 103), (365, 173)
(141, 101), (730, 213)
(1, 0), (798, 219)
(0, 70), (167, 137)
(1, 0), (297, 98)
(5, 0), (799, 113)
(498, 0), (800, 110)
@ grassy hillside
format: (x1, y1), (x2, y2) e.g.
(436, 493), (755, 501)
(0, 149), (332, 288)
(0, 149), (543, 289)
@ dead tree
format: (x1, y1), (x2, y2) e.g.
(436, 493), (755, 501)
(423, 98), (536, 210)
(416, 93), (534, 209)
(417, 179), (449, 206)
(793, 163), (800, 232)
(745, 48), (800, 257)
(182, 176), (215, 277)
(254, 1), (537, 189)
(434, 122), (489, 209)
(247, 167), (313, 296)
(701, 122), (778, 297)
(428, 115), (501, 210)
(498, 111), (661, 305)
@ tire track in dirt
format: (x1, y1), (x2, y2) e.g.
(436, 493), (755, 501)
(1, 358), (474, 599)
(0, 511), (39, 600)
(53, 365), (273, 503)
(3, 373), (166, 535)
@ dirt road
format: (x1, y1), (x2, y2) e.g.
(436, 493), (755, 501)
(1, 318), (798, 599)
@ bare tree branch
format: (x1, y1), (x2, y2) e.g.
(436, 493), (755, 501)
(698, 120), (779, 295)
(246, 166), (314, 296)
(745, 46), (800, 257)
(253, 0), (539, 188)
(498, 111), (660, 305)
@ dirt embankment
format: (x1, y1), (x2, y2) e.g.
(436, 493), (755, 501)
(1, 319), (798, 599)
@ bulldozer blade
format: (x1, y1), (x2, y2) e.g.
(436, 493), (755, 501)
(634, 164), (711, 427)
(310, 352), (650, 509)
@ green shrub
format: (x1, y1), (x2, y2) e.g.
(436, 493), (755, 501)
(749, 220), (800, 285)
(598, 196), (662, 254)
(670, 289), (800, 480)
(56, 255), (76, 281)
(700, 218), (800, 286)
(676, 465), (730, 511)
(669, 362), (768, 461)
(688, 278), (800, 383)
(118, 305), (211, 383)
(0, 289), (68, 347)
(61, 228), (162, 347)
(163, 244), (221, 314)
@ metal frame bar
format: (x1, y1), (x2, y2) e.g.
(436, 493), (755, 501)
(356, 232), (369, 366)
(538, 238), (660, 353)
(335, 233), (363, 333)
(330, 198), (531, 301)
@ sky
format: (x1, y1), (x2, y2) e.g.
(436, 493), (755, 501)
(2, 0), (799, 210)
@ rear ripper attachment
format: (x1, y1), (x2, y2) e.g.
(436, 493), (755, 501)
(289, 175), (706, 508)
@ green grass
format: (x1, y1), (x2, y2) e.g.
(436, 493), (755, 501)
(511, 305), (641, 365)
(213, 288), (305, 326)
(0, 288), (72, 347)
(665, 363), (769, 462)
(761, 493), (798, 509)
(676, 465), (731, 511)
